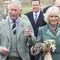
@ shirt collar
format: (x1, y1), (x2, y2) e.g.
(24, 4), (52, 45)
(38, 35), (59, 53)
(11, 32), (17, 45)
(33, 10), (40, 16)
(8, 16), (19, 24)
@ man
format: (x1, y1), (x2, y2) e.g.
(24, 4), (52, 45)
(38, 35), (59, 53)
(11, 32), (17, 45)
(43, 0), (56, 13)
(26, 0), (46, 38)
(0, 1), (35, 60)
(25, 0), (46, 60)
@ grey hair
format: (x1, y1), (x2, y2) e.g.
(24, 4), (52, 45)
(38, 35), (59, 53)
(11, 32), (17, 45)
(8, 0), (22, 10)
(44, 6), (60, 24)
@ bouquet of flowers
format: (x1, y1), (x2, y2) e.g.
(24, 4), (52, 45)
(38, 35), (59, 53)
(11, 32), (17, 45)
(42, 39), (56, 60)
(30, 39), (56, 59)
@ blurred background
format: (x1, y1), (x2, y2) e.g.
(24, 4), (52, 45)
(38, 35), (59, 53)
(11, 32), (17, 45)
(0, 0), (52, 14)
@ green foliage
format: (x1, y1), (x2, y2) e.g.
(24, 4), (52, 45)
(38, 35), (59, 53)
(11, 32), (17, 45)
(22, 4), (32, 14)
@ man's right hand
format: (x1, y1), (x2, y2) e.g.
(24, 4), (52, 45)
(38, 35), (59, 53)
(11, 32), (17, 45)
(0, 47), (9, 56)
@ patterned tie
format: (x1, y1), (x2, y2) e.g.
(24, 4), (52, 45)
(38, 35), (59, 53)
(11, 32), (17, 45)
(35, 13), (37, 24)
(12, 21), (16, 35)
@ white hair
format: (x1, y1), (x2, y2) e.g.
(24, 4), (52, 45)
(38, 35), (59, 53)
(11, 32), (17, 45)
(44, 6), (60, 23)
(8, 0), (22, 10)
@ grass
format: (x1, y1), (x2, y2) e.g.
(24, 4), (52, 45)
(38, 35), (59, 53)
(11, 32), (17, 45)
(21, 2), (51, 14)
(22, 4), (32, 14)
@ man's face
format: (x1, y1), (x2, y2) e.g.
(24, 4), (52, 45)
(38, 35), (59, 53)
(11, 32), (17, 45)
(32, 1), (40, 13)
(8, 3), (20, 20)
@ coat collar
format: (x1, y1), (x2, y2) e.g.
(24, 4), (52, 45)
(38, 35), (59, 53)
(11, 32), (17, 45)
(46, 24), (58, 38)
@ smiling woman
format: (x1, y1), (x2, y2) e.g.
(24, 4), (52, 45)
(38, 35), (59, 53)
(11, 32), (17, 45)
(44, 6), (60, 24)
(44, 6), (60, 31)
(32, 6), (60, 60)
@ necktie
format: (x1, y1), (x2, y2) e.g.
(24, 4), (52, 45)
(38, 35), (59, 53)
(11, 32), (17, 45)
(12, 21), (16, 35)
(35, 13), (37, 23)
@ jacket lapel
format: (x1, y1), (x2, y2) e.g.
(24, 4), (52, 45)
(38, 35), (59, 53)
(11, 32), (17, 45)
(44, 25), (55, 38)
(31, 12), (35, 25)
(47, 29), (55, 37)
(46, 27), (55, 38)
(3, 18), (11, 40)
(16, 19), (24, 40)
(4, 17), (24, 40)
(56, 27), (60, 36)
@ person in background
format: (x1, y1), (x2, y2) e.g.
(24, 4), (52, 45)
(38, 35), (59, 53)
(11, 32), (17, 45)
(25, 0), (46, 38)
(54, 0), (60, 24)
(0, 1), (35, 60)
(2, 0), (10, 20)
(54, 0), (60, 10)
(43, 0), (56, 13)
(25, 0), (46, 60)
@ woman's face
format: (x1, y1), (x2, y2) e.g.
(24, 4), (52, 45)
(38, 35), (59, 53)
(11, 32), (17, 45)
(49, 14), (59, 25)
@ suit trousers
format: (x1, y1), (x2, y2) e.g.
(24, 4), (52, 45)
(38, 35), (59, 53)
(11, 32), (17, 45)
(6, 56), (22, 60)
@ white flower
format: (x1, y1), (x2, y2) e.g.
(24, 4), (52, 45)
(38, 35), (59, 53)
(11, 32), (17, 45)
(43, 39), (56, 52)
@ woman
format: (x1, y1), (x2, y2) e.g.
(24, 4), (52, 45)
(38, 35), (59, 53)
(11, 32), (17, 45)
(31, 6), (60, 60)
(37, 6), (60, 60)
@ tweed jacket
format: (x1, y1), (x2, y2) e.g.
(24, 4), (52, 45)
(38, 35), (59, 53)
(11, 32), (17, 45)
(0, 15), (35, 60)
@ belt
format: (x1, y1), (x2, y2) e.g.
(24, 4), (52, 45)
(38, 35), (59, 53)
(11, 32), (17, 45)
(6, 56), (22, 60)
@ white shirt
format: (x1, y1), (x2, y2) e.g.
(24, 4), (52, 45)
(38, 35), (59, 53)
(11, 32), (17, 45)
(33, 10), (40, 21)
(8, 16), (19, 30)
